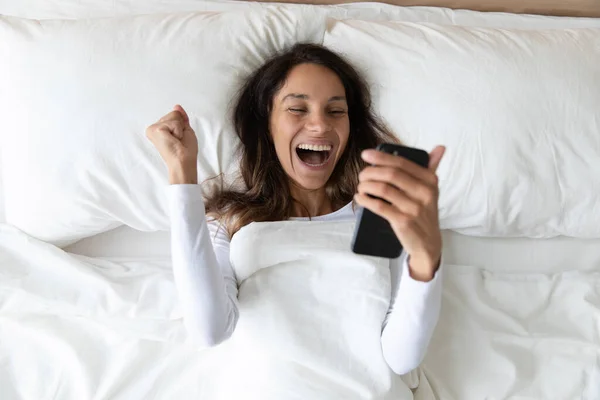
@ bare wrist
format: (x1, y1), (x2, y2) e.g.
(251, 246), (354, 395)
(407, 254), (440, 282)
(168, 165), (198, 185)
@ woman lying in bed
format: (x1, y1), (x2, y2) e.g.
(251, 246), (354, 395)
(147, 43), (445, 396)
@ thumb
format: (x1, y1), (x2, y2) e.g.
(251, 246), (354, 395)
(428, 145), (446, 172)
(173, 104), (190, 124)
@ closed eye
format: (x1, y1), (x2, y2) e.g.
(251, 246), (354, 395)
(329, 110), (347, 116)
(289, 108), (307, 114)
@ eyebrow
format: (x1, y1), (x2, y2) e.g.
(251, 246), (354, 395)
(281, 93), (347, 103)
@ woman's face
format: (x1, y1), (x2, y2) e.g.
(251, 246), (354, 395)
(270, 63), (350, 191)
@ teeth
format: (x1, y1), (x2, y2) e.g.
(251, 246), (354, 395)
(297, 144), (332, 152)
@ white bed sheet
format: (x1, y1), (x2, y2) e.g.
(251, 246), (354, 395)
(60, 219), (572, 273)
(0, 167), (4, 223)
(63, 226), (600, 398)
(65, 227), (600, 274)
(0, 225), (596, 400)
(63, 226), (600, 399)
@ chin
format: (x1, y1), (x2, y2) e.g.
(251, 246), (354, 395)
(293, 175), (331, 191)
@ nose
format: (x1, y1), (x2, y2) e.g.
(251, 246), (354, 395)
(306, 111), (332, 134)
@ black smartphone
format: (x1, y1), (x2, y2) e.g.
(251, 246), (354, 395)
(351, 143), (430, 259)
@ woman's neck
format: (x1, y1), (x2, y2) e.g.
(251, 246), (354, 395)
(289, 184), (333, 218)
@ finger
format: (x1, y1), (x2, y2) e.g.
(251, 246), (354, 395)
(160, 120), (185, 140)
(428, 145), (446, 172)
(356, 193), (432, 254)
(360, 165), (420, 192)
(146, 125), (178, 148)
(359, 166), (437, 205)
(357, 181), (421, 217)
(354, 192), (404, 224)
(158, 110), (186, 124)
(173, 104), (190, 124)
(361, 149), (437, 186)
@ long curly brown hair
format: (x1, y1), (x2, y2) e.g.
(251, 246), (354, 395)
(204, 43), (397, 237)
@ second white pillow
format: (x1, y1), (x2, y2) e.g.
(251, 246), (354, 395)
(324, 20), (600, 238)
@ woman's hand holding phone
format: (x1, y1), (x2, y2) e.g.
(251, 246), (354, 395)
(146, 105), (199, 184)
(354, 145), (446, 281)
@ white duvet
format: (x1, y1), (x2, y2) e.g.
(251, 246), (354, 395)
(1, 223), (599, 399)
(220, 220), (413, 399)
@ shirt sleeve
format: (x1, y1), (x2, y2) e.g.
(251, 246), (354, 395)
(167, 184), (239, 347)
(380, 251), (443, 375)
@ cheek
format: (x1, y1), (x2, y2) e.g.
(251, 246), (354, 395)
(271, 116), (299, 160)
(338, 120), (351, 153)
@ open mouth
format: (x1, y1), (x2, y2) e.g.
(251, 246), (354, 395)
(295, 144), (333, 167)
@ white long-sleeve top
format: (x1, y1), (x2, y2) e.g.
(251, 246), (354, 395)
(167, 184), (443, 375)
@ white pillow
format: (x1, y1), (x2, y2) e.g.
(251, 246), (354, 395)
(324, 21), (600, 238)
(0, 9), (327, 246)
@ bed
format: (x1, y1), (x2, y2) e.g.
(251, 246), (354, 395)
(1, 1), (599, 399)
